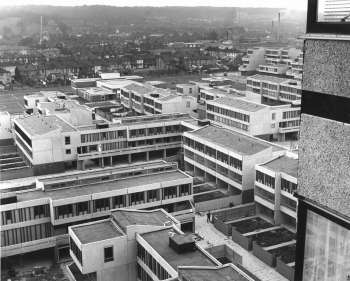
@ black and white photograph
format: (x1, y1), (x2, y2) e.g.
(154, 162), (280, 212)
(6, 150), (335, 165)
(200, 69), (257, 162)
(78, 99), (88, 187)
(0, 0), (349, 281)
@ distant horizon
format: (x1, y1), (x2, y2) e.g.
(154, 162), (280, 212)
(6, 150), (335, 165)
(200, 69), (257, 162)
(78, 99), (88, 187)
(0, 0), (307, 10)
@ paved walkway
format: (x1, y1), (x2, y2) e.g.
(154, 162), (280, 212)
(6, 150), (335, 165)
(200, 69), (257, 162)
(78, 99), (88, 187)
(195, 214), (288, 281)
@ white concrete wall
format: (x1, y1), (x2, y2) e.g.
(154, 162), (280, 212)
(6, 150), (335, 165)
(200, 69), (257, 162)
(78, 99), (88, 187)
(82, 235), (128, 275)
(0, 112), (12, 140)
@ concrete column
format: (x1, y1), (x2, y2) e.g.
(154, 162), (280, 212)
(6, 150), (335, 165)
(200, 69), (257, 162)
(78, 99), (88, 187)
(146, 151), (150, 161)
(99, 158), (104, 168)
(163, 149), (166, 159)
(128, 154), (132, 164)
(54, 246), (59, 263)
(274, 173), (281, 225)
(278, 133), (286, 142)
(109, 156), (112, 166)
(77, 160), (85, 170)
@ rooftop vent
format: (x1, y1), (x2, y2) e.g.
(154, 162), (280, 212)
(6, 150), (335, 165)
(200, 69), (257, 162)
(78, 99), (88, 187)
(150, 93), (160, 98)
(169, 233), (196, 254)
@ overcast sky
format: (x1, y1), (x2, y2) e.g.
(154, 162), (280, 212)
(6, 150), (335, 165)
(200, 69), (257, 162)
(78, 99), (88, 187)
(0, 0), (307, 10)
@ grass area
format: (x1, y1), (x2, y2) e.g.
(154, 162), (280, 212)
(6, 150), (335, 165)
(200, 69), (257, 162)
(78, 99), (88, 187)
(193, 184), (216, 194)
(193, 190), (227, 203)
(144, 73), (209, 89)
(248, 228), (295, 248)
(230, 217), (273, 234)
(1, 265), (69, 281)
(269, 244), (296, 264)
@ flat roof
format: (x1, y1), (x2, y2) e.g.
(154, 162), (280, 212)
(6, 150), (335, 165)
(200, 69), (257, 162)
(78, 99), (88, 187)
(112, 209), (173, 232)
(123, 83), (153, 95)
(211, 97), (266, 112)
(39, 161), (170, 185)
(158, 94), (179, 102)
(72, 220), (123, 244)
(248, 74), (288, 84)
(15, 115), (76, 135)
(83, 87), (116, 96)
(39, 100), (87, 112)
(262, 155), (298, 178)
(179, 265), (251, 281)
(97, 79), (138, 89)
(141, 228), (216, 270)
(190, 126), (271, 155)
(16, 170), (189, 202)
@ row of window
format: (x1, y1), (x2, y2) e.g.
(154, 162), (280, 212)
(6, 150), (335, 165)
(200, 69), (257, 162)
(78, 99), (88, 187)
(15, 135), (33, 158)
(256, 171), (276, 188)
(53, 185), (192, 219)
(208, 113), (249, 132)
(262, 83), (278, 90)
(280, 85), (301, 94)
(280, 195), (297, 211)
(70, 237), (82, 265)
(137, 243), (171, 280)
(183, 138), (243, 170)
(14, 124), (32, 147)
(1, 222), (52, 247)
(1, 205), (50, 225)
(207, 104), (250, 123)
(281, 178), (298, 194)
(283, 110), (301, 119)
(137, 264), (153, 281)
(81, 130), (127, 143)
(279, 120), (301, 128)
(255, 185), (275, 204)
(129, 125), (181, 138)
(280, 92), (300, 101)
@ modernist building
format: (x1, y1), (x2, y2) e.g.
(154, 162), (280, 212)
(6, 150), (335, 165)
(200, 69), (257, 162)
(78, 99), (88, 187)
(1, 161), (195, 261)
(183, 125), (285, 203)
(294, 1), (350, 280)
(68, 208), (255, 281)
(239, 47), (302, 77)
(255, 154), (298, 229)
(120, 83), (197, 116)
(13, 112), (198, 175)
(246, 74), (301, 105)
(24, 91), (67, 111)
(286, 52), (303, 81)
(239, 47), (266, 75)
(206, 96), (300, 141)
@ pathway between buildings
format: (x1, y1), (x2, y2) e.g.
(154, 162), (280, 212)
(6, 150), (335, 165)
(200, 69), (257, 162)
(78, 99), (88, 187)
(195, 214), (288, 281)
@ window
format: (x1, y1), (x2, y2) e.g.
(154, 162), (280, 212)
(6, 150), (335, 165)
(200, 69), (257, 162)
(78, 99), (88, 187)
(65, 136), (70, 145)
(272, 113), (276, 120)
(307, 0), (350, 34)
(65, 149), (71, 154)
(104, 246), (114, 263)
(302, 210), (350, 281)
